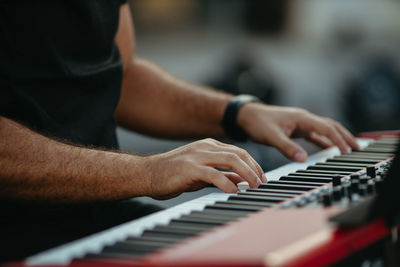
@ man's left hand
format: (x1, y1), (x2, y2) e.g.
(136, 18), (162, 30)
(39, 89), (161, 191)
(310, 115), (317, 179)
(237, 103), (360, 162)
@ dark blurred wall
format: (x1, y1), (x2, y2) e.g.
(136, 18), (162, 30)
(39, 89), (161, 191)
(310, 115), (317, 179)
(129, 0), (289, 36)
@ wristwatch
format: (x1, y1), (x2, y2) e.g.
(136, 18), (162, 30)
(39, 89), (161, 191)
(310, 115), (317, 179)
(222, 94), (261, 141)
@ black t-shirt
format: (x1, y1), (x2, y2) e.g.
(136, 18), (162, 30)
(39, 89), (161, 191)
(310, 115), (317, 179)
(0, 0), (127, 148)
(0, 1), (160, 261)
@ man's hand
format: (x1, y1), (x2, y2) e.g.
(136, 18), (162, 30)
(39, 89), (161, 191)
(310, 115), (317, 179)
(237, 103), (360, 162)
(143, 138), (267, 199)
(0, 118), (265, 203)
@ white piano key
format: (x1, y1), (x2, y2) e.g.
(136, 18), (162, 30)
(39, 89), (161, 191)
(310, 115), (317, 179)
(26, 193), (231, 266)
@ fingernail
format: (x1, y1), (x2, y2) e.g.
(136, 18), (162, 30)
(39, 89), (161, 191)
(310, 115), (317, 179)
(294, 151), (306, 162)
(345, 146), (351, 153)
(262, 174), (268, 183)
(257, 178), (262, 186)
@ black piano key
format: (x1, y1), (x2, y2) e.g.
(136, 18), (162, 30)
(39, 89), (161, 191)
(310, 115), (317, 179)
(280, 175), (332, 183)
(333, 156), (389, 162)
(117, 237), (187, 254)
(85, 251), (141, 259)
(351, 150), (394, 155)
(334, 153), (388, 158)
(172, 216), (225, 226)
(167, 221), (218, 231)
(315, 162), (370, 168)
(214, 199), (275, 208)
(229, 195), (288, 203)
(116, 240), (165, 249)
(151, 225), (205, 236)
(373, 137), (399, 141)
(296, 169), (353, 175)
(269, 180), (325, 187)
(200, 208), (252, 217)
(189, 210), (244, 221)
(178, 212), (241, 225)
(125, 236), (177, 245)
(218, 199), (273, 207)
(374, 139), (398, 142)
(141, 230), (194, 239)
(326, 158), (380, 164)
(246, 188), (302, 195)
(102, 245), (155, 255)
(258, 183), (316, 191)
(206, 203), (266, 212)
(354, 148), (396, 153)
(374, 138), (399, 144)
(335, 153), (390, 159)
(107, 241), (166, 253)
(374, 143), (397, 148)
(239, 191), (296, 198)
(153, 224), (209, 232)
(373, 141), (398, 146)
(307, 165), (362, 172)
(362, 144), (396, 153)
(289, 172), (338, 178)
(349, 150), (393, 154)
(368, 145), (396, 149)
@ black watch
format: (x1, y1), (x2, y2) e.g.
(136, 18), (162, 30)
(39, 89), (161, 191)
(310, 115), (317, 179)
(222, 94), (261, 141)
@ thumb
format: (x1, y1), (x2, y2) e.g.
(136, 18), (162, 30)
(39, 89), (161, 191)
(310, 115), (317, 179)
(273, 134), (308, 162)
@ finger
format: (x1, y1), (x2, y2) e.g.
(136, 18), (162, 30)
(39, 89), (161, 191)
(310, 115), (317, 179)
(191, 139), (263, 185)
(307, 132), (333, 149)
(201, 151), (261, 188)
(333, 122), (360, 150)
(222, 171), (246, 184)
(322, 124), (351, 153)
(270, 130), (308, 162)
(246, 155), (266, 181)
(261, 174), (268, 183)
(201, 167), (238, 193)
(215, 143), (264, 179)
(303, 117), (350, 154)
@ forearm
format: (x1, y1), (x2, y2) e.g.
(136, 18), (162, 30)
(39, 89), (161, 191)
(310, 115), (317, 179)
(115, 58), (233, 139)
(0, 116), (149, 204)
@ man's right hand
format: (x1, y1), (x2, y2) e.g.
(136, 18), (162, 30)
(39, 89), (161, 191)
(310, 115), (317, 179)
(143, 138), (266, 200)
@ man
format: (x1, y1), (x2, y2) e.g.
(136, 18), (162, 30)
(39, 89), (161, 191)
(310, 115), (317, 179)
(0, 1), (358, 261)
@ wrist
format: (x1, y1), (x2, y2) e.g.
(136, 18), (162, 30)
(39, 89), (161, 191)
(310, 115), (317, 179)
(221, 94), (261, 141)
(236, 101), (259, 130)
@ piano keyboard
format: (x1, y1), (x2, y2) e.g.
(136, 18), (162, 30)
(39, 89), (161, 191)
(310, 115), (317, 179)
(26, 137), (398, 266)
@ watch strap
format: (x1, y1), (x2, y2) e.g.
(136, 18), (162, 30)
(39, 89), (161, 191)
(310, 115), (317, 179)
(222, 94), (260, 141)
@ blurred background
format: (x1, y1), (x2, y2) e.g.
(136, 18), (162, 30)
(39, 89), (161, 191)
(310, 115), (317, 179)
(117, 0), (400, 207)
